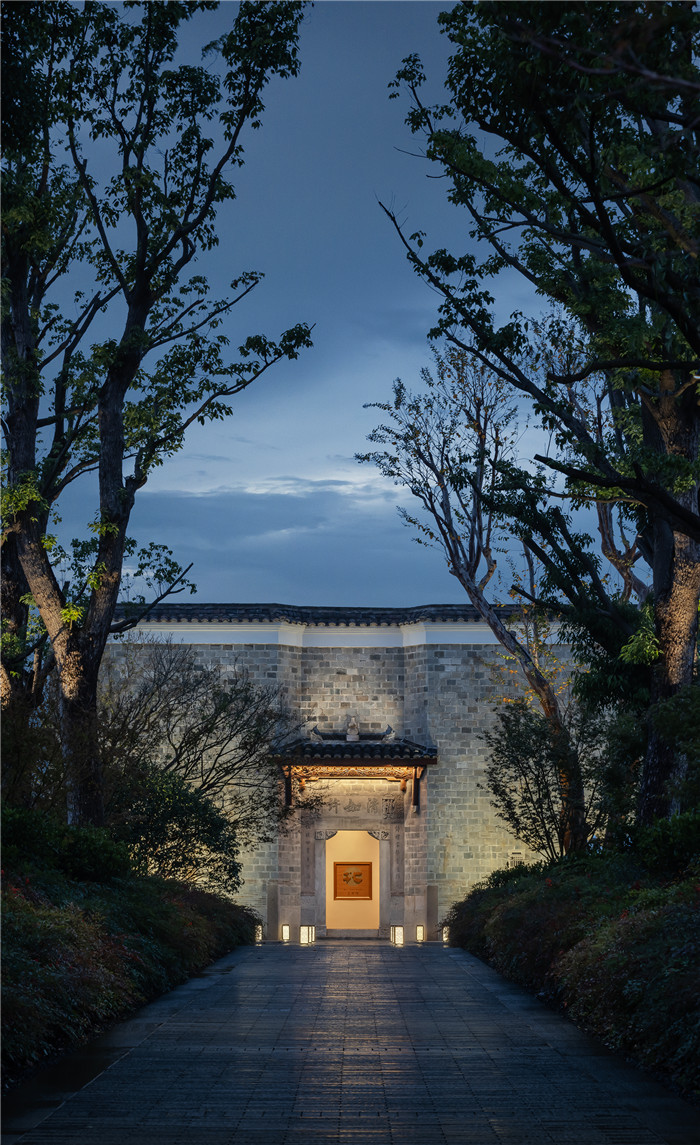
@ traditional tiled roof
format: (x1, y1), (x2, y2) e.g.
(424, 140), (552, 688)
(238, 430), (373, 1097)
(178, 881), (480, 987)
(277, 737), (437, 762)
(115, 601), (519, 626)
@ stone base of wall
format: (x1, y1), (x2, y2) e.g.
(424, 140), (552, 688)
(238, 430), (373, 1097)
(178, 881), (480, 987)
(325, 930), (382, 939)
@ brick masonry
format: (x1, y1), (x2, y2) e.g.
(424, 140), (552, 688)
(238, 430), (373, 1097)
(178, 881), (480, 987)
(113, 611), (546, 936)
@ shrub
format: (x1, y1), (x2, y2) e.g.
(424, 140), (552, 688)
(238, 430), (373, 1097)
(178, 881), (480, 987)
(633, 810), (700, 876)
(108, 765), (242, 893)
(59, 826), (132, 881)
(1, 865), (258, 1088)
(1, 891), (140, 1075)
(483, 860), (546, 889)
(2, 805), (132, 882)
(554, 892), (700, 1098)
(442, 853), (700, 1100)
(1, 806), (63, 867)
(651, 683), (700, 810)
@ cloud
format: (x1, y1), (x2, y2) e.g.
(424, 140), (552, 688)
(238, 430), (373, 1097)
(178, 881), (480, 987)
(143, 467), (397, 507)
(229, 471), (395, 503)
(120, 485), (459, 605)
(184, 443), (266, 460)
(349, 301), (443, 351)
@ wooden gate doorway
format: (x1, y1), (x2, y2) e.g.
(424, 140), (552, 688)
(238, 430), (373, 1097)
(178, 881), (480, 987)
(325, 830), (380, 937)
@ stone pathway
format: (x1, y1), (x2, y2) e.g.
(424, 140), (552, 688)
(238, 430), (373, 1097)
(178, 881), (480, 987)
(3, 941), (697, 1145)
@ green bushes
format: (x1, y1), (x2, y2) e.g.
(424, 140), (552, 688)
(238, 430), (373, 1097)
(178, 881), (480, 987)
(108, 764), (242, 892)
(3, 805), (133, 882)
(633, 809), (700, 876)
(1, 806), (259, 1089)
(555, 886), (700, 1097)
(443, 850), (700, 1100)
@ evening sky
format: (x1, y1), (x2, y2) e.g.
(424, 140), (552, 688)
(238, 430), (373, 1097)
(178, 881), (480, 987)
(60, 1), (541, 606)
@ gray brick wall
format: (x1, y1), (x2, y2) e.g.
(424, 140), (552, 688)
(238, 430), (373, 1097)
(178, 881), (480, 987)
(105, 629), (553, 926)
(418, 645), (516, 918)
(298, 647), (405, 733)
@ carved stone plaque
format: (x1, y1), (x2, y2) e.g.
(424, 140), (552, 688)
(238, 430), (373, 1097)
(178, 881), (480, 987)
(334, 862), (372, 900)
(301, 825), (315, 895)
(391, 823), (404, 894)
(383, 795), (403, 821)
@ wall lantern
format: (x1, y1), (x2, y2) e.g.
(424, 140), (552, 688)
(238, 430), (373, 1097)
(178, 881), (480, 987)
(390, 925), (404, 946)
(416, 925), (425, 943)
(254, 924), (264, 944)
(300, 925), (316, 945)
(281, 924), (290, 942)
(442, 926), (450, 944)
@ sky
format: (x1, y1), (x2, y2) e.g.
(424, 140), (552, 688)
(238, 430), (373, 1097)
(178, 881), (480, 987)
(59, 1), (542, 607)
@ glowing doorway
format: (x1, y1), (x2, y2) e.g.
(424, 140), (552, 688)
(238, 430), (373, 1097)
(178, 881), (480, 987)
(325, 830), (379, 930)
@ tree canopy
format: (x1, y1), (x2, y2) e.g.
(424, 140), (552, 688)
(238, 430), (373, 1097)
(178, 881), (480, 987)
(381, 0), (699, 822)
(1, 1), (312, 823)
(385, 1), (699, 533)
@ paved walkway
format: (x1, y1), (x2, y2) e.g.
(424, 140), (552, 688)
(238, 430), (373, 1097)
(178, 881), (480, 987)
(3, 941), (697, 1145)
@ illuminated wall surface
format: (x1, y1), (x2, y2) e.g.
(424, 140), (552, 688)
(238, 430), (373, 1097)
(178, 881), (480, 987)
(326, 831), (379, 930)
(113, 605), (554, 935)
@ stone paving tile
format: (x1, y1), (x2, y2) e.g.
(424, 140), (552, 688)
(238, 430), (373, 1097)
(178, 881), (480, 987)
(2, 941), (698, 1145)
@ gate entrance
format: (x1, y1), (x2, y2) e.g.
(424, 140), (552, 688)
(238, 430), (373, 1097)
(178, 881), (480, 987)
(273, 725), (438, 941)
(325, 830), (379, 935)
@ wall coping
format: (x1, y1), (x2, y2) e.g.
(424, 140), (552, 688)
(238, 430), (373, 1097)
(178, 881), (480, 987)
(114, 602), (511, 626)
(113, 602), (560, 649)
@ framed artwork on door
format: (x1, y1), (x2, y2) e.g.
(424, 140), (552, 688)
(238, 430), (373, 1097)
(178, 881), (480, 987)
(333, 862), (372, 899)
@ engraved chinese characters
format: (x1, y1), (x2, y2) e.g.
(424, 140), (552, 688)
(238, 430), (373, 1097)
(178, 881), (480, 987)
(334, 862), (372, 900)
(314, 795), (403, 819)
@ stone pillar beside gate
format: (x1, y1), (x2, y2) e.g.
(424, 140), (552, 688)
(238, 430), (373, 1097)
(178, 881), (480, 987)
(276, 818), (302, 942)
(402, 772), (429, 941)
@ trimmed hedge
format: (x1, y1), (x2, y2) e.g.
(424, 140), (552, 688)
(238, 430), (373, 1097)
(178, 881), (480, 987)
(1, 808), (259, 1089)
(443, 840), (700, 1101)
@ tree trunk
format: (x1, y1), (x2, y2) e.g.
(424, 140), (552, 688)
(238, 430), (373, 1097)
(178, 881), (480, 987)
(535, 683), (588, 853)
(1, 536), (30, 710)
(639, 525), (700, 824)
(637, 374), (700, 825)
(60, 646), (104, 826)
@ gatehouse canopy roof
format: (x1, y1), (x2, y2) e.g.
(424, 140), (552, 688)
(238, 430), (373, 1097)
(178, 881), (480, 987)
(279, 735), (437, 763)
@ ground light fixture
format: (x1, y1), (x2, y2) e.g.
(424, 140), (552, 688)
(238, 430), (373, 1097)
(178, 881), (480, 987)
(416, 924), (425, 942)
(390, 925), (404, 946)
(281, 924), (290, 942)
(300, 925), (316, 944)
(442, 927), (450, 944)
(254, 924), (263, 943)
